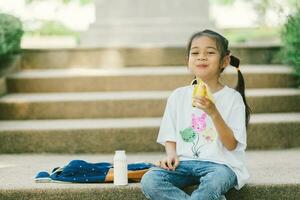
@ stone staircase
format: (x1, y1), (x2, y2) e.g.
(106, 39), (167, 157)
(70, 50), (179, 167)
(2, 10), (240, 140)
(0, 46), (299, 200)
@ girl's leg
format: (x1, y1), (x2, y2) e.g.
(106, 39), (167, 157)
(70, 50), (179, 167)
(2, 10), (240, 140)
(190, 161), (237, 200)
(141, 161), (198, 200)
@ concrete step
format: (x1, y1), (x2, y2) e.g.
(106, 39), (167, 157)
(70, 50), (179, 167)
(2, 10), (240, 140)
(0, 113), (299, 153)
(0, 150), (299, 199)
(6, 65), (297, 93)
(21, 44), (280, 69)
(0, 89), (299, 120)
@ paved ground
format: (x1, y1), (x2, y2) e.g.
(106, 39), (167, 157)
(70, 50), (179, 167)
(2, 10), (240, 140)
(0, 149), (299, 190)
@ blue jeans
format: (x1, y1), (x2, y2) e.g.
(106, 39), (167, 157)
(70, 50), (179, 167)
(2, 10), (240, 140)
(141, 160), (237, 200)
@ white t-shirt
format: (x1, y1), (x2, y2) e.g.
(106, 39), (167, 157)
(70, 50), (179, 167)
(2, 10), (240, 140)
(157, 85), (250, 190)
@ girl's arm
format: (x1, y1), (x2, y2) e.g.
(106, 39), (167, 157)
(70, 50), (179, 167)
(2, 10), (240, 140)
(210, 111), (237, 150)
(165, 141), (177, 156)
(193, 97), (238, 151)
(157, 141), (179, 171)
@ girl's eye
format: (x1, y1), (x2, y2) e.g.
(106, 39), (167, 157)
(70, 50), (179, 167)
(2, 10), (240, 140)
(208, 52), (215, 54)
(191, 52), (198, 55)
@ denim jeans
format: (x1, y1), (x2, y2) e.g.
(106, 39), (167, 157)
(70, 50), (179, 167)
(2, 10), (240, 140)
(141, 160), (237, 200)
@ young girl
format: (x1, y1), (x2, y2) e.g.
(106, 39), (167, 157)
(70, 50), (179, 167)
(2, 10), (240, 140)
(141, 29), (251, 200)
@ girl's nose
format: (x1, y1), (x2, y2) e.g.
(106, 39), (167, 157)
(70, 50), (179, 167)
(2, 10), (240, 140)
(197, 53), (207, 60)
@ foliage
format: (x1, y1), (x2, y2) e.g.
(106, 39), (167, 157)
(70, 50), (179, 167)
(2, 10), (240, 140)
(210, 0), (300, 26)
(0, 13), (23, 57)
(209, 0), (235, 5)
(281, 6), (300, 86)
(223, 28), (280, 44)
(26, 20), (78, 37)
(25, 0), (93, 5)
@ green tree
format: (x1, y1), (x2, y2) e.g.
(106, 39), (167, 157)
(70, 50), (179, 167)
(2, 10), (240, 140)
(210, 0), (300, 26)
(0, 13), (23, 57)
(25, 0), (93, 5)
(281, 6), (300, 86)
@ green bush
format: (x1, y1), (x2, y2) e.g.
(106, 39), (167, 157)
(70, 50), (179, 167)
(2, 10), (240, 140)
(25, 20), (80, 43)
(281, 7), (300, 86)
(26, 20), (78, 36)
(0, 13), (23, 57)
(223, 28), (280, 44)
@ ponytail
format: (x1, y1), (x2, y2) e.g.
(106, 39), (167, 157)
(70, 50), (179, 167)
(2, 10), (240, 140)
(230, 55), (251, 129)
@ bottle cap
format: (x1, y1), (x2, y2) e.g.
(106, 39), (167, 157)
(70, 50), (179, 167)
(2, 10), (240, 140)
(115, 150), (125, 153)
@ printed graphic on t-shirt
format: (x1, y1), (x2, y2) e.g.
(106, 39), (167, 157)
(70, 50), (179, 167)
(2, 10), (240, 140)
(180, 113), (217, 158)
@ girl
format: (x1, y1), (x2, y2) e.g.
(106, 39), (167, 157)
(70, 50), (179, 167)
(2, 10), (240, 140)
(141, 29), (251, 200)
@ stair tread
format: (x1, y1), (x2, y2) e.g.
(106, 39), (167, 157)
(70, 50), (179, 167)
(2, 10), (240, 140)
(0, 149), (299, 189)
(8, 65), (294, 79)
(0, 113), (299, 131)
(0, 88), (299, 102)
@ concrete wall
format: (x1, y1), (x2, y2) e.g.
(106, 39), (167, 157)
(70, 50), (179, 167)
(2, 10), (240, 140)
(81, 0), (213, 46)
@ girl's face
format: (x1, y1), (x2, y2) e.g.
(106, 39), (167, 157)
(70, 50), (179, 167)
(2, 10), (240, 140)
(188, 36), (225, 81)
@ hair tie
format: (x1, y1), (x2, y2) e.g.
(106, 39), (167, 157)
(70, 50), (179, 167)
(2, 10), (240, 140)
(191, 78), (197, 85)
(230, 55), (240, 69)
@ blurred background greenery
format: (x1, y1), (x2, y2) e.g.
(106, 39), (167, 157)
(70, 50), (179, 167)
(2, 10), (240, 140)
(0, 0), (299, 81)
(0, 13), (23, 57)
(23, 0), (92, 38)
(0, 0), (297, 43)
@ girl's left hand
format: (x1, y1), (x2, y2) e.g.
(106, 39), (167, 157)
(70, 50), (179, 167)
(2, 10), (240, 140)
(193, 96), (218, 117)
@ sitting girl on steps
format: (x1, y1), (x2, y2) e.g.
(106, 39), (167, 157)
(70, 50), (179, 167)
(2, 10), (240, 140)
(141, 29), (251, 200)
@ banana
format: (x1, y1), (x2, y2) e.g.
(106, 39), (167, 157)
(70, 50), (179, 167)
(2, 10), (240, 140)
(192, 79), (214, 107)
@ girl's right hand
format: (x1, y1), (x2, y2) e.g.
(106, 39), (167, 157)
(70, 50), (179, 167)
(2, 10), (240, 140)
(156, 154), (179, 171)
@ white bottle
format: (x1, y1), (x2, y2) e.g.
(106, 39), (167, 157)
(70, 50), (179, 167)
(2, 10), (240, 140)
(113, 150), (128, 186)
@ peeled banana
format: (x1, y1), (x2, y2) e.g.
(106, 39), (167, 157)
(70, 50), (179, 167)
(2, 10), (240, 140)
(192, 79), (214, 107)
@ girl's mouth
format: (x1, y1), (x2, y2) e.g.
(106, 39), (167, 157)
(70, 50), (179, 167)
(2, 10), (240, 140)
(196, 64), (208, 68)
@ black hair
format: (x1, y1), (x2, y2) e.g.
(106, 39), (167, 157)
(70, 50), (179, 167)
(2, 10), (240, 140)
(186, 29), (251, 129)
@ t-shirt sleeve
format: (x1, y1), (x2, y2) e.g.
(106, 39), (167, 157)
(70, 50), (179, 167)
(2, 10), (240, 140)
(227, 94), (247, 151)
(157, 92), (177, 145)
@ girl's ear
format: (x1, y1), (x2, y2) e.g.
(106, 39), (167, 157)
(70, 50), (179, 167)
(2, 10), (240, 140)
(221, 55), (230, 70)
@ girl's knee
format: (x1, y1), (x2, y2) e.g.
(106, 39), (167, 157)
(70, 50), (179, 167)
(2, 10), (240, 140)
(141, 169), (165, 190)
(214, 165), (236, 186)
(141, 170), (166, 198)
(200, 166), (236, 191)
